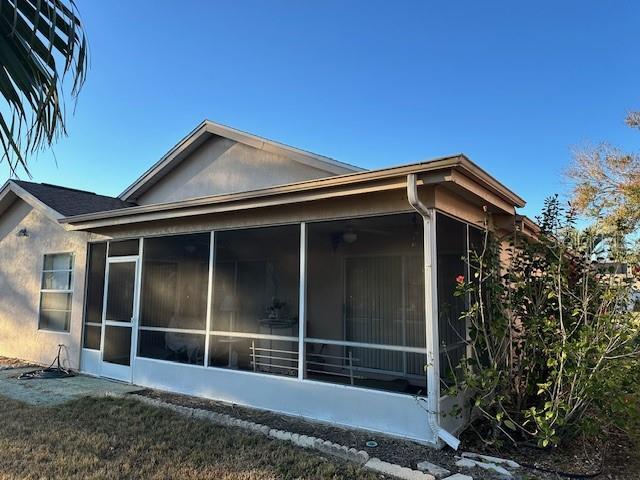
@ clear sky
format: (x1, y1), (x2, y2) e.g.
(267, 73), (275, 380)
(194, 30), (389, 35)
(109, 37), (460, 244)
(4, 1), (639, 217)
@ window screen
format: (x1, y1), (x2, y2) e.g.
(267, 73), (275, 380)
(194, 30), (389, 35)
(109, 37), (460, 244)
(209, 224), (300, 378)
(138, 233), (210, 366)
(436, 213), (470, 383)
(108, 239), (140, 257)
(83, 243), (107, 349)
(305, 213), (427, 395)
(39, 253), (73, 332)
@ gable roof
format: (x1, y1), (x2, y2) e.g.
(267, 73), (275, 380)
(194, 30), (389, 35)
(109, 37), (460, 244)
(118, 120), (364, 202)
(0, 180), (133, 224)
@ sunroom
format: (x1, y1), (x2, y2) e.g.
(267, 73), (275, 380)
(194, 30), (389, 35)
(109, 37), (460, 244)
(69, 158), (524, 446)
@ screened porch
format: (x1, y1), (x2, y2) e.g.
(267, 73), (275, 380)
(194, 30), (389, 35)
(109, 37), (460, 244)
(82, 211), (480, 398)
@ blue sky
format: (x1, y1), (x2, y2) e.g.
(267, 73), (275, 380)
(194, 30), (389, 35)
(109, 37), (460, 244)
(4, 1), (639, 217)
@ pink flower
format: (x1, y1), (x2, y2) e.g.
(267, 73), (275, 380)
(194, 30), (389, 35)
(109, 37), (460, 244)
(456, 275), (465, 284)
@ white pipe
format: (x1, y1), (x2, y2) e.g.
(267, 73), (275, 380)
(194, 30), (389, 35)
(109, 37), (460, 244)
(406, 173), (461, 450)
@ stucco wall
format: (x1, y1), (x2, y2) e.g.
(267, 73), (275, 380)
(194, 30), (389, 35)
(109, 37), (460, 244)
(0, 199), (88, 368)
(136, 137), (336, 205)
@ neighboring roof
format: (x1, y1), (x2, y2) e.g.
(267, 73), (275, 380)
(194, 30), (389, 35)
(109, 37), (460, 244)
(61, 154), (527, 230)
(0, 180), (133, 223)
(119, 120), (364, 202)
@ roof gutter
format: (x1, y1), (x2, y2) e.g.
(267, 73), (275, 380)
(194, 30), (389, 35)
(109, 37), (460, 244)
(406, 173), (461, 450)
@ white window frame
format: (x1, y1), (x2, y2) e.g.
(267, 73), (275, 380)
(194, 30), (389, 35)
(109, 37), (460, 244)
(38, 252), (74, 333)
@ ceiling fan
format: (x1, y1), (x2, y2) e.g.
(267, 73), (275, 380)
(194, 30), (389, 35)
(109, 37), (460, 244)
(330, 225), (392, 250)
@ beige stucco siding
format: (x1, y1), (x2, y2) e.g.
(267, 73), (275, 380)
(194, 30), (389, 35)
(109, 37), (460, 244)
(136, 137), (337, 205)
(0, 199), (88, 368)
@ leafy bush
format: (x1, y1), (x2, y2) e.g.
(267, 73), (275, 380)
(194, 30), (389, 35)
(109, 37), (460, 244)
(447, 196), (640, 448)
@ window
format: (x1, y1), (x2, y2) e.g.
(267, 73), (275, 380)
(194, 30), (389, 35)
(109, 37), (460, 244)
(39, 253), (74, 332)
(138, 233), (210, 365)
(209, 225), (300, 377)
(305, 213), (427, 395)
(83, 242), (107, 349)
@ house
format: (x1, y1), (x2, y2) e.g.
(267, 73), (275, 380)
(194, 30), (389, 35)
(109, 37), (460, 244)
(0, 120), (527, 447)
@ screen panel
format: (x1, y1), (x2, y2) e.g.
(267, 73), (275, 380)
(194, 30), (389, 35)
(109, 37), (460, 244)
(105, 262), (136, 322)
(140, 233), (210, 330)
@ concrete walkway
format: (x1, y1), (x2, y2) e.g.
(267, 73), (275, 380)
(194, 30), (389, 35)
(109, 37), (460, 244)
(0, 367), (142, 406)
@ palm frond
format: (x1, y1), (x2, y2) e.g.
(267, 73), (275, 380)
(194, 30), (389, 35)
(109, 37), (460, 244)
(0, 0), (88, 176)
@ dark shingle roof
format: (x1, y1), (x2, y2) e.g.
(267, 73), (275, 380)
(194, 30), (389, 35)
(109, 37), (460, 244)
(12, 180), (135, 217)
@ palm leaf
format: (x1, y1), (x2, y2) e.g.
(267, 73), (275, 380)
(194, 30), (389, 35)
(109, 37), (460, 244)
(0, 0), (88, 176)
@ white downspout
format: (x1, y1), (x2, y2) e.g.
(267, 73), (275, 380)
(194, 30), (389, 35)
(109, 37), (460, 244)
(407, 173), (461, 450)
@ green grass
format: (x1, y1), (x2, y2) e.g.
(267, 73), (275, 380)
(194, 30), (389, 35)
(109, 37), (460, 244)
(0, 395), (379, 480)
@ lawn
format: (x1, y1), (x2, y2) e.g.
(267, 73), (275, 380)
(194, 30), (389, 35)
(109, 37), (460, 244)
(0, 395), (379, 480)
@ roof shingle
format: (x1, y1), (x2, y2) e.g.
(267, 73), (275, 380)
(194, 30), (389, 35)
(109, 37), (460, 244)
(12, 180), (134, 216)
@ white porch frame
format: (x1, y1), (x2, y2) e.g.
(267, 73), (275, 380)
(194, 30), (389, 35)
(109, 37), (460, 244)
(79, 209), (467, 444)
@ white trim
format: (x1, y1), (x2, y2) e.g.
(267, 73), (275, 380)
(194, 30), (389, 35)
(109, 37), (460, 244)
(106, 254), (139, 263)
(139, 326), (206, 335)
(204, 231), (215, 366)
(427, 211), (440, 395)
(105, 319), (133, 326)
(37, 329), (72, 335)
(304, 338), (428, 355)
(131, 238), (144, 364)
(425, 208), (443, 431)
(298, 222), (307, 380)
(210, 331), (298, 342)
(98, 253), (110, 357)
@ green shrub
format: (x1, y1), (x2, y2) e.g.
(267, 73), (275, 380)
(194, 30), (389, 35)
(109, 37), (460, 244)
(447, 196), (640, 448)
